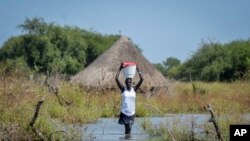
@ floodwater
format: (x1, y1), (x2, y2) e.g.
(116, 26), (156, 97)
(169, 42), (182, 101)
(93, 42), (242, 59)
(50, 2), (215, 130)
(82, 114), (210, 141)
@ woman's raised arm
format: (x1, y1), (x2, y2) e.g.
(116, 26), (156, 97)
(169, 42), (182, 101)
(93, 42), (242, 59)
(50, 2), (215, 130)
(115, 63), (124, 92)
(134, 66), (144, 92)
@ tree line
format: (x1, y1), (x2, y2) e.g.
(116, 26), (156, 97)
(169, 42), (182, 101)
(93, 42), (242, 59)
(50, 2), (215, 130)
(0, 17), (119, 75)
(155, 39), (250, 82)
(1, 17), (249, 82)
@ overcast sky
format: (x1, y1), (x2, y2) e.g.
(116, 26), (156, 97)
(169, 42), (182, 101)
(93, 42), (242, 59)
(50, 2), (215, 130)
(1, 0), (250, 63)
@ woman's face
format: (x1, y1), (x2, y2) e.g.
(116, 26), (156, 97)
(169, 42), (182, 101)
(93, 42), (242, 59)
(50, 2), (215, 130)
(125, 78), (132, 89)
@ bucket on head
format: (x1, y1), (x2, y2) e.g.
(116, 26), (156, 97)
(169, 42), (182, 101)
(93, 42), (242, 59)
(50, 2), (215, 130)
(122, 61), (137, 78)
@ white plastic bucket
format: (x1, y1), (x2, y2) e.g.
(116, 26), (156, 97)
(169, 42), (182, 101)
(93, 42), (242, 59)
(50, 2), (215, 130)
(122, 62), (137, 78)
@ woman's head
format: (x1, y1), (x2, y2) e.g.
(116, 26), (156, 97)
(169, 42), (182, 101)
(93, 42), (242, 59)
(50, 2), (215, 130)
(125, 78), (132, 89)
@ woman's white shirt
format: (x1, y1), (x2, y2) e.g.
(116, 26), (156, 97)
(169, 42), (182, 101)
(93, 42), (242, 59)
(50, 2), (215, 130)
(121, 87), (136, 116)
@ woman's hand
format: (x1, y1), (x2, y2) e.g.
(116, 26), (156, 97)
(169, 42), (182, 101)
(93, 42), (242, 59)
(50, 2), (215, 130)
(136, 65), (140, 72)
(134, 64), (144, 92)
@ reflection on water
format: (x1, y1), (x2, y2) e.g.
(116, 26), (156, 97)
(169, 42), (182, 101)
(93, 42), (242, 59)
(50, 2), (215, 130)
(82, 114), (210, 141)
(82, 118), (146, 141)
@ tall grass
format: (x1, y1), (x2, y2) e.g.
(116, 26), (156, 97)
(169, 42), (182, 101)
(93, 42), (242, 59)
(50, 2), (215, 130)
(1, 69), (250, 140)
(137, 81), (250, 115)
(139, 81), (250, 141)
(141, 114), (250, 141)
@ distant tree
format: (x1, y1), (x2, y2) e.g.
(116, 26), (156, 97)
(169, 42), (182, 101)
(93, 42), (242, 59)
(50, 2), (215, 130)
(226, 40), (250, 80)
(154, 57), (182, 80)
(0, 17), (119, 75)
(163, 57), (181, 69)
(167, 65), (182, 80)
(84, 32), (119, 66)
(0, 36), (25, 61)
(154, 63), (166, 77)
(179, 39), (250, 81)
(18, 17), (48, 35)
(164, 57), (181, 79)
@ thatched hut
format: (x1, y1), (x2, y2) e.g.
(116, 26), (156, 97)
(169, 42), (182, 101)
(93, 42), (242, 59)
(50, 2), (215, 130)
(70, 36), (168, 93)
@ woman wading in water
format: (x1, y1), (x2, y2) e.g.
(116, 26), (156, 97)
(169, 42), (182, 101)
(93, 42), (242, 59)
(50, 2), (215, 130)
(115, 63), (144, 138)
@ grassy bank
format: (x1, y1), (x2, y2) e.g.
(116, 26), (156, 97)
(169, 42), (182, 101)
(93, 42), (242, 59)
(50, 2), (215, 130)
(1, 73), (250, 140)
(137, 81), (250, 115)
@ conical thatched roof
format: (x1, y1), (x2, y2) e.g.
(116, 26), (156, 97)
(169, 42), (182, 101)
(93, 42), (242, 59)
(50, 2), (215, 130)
(70, 36), (168, 91)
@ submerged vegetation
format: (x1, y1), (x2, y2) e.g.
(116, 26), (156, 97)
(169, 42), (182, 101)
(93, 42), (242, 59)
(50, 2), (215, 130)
(141, 113), (249, 141)
(0, 69), (249, 140)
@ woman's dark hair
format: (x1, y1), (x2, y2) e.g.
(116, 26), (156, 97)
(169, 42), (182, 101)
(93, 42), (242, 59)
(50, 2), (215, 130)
(125, 78), (132, 83)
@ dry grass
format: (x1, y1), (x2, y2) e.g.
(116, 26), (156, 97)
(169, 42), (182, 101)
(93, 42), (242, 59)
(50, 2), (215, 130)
(137, 81), (250, 115)
(141, 114), (250, 141)
(1, 70), (250, 140)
